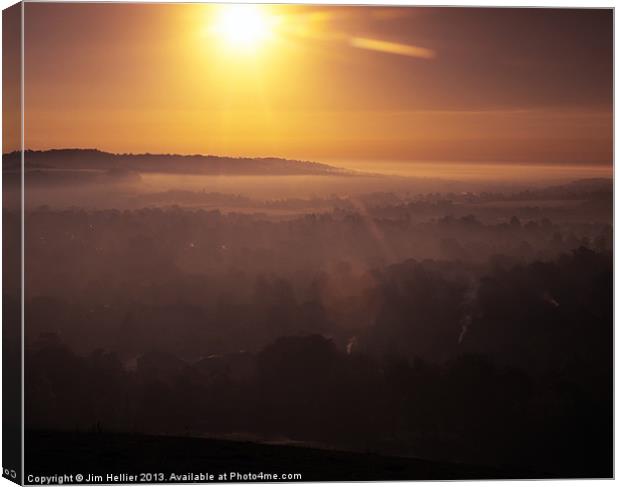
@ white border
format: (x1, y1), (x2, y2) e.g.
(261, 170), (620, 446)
(0, 2), (615, 487)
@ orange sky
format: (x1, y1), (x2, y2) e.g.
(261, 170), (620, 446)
(18, 4), (613, 167)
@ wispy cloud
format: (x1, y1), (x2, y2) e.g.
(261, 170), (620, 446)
(349, 37), (436, 59)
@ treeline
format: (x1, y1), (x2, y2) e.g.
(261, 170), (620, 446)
(11, 206), (611, 305)
(23, 248), (612, 477)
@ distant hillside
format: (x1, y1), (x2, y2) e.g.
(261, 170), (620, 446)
(3, 149), (355, 176)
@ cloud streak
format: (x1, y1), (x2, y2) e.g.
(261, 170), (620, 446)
(349, 37), (436, 59)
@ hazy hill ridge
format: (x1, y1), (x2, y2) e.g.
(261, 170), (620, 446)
(3, 149), (357, 176)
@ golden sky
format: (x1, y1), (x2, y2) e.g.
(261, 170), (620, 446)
(19, 3), (613, 166)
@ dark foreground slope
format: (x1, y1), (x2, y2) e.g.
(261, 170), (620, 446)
(26, 431), (540, 483)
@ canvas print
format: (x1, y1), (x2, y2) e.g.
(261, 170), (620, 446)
(2, 2), (613, 483)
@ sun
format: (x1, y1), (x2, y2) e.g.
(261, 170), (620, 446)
(211, 5), (276, 51)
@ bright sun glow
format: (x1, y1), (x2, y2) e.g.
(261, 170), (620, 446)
(211, 5), (276, 50)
